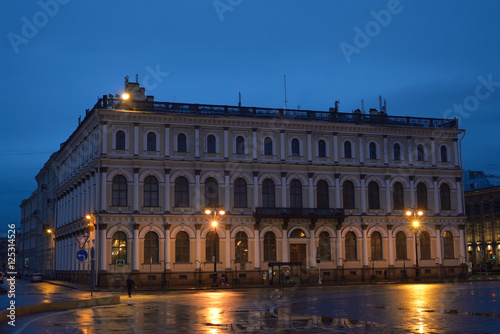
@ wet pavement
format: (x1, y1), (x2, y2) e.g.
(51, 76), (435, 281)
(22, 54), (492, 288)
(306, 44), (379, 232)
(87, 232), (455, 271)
(3, 280), (500, 333)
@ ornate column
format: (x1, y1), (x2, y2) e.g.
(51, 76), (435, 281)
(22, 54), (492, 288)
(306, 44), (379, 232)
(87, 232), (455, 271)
(164, 223), (171, 270)
(252, 128), (258, 160)
(435, 225), (442, 264)
(282, 219), (289, 262)
(254, 222), (261, 269)
(164, 169), (170, 212)
(101, 122), (108, 154)
(195, 170), (201, 213)
(225, 224), (231, 269)
(253, 172), (259, 209)
(308, 173), (314, 208)
(409, 176), (415, 208)
(407, 136), (413, 166)
(333, 133), (339, 163)
(281, 172), (287, 207)
(133, 168), (139, 212)
(431, 137), (436, 166)
(335, 174), (341, 208)
(362, 224), (368, 267)
(194, 126), (200, 158)
(433, 177), (439, 214)
(385, 176), (391, 214)
(99, 224), (107, 271)
(132, 224), (140, 272)
(307, 131), (312, 162)
(336, 225), (342, 267)
(358, 134), (364, 164)
(309, 220), (316, 269)
(453, 139), (459, 167)
(459, 225), (466, 260)
(280, 130), (285, 161)
(360, 175), (366, 213)
(100, 167), (107, 211)
(456, 177), (463, 214)
(223, 128), (229, 158)
(164, 125), (170, 157)
(133, 123), (139, 155)
(195, 224), (201, 269)
(383, 135), (389, 165)
(387, 225), (394, 266)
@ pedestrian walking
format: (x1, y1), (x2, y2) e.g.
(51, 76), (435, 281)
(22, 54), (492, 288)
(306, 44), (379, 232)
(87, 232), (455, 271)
(126, 275), (136, 297)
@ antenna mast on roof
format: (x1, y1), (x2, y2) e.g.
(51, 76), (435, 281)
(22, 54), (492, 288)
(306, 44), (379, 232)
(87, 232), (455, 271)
(238, 91), (242, 107)
(283, 75), (288, 110)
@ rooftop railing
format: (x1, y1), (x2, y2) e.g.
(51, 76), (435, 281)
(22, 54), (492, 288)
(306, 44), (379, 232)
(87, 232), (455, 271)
(92, 97), (458, 129)
(254, 207), (345, 219)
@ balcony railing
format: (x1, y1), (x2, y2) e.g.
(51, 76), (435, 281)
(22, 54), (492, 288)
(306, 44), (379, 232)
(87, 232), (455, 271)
(92, 97), (459, 129)
(254, 207), (345, 219)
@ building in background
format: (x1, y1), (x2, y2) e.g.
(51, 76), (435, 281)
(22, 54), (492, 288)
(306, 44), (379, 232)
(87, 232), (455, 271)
(464, 171), (500, 271)
(21, 79), (467, 286)
(18, 155), (57, 279)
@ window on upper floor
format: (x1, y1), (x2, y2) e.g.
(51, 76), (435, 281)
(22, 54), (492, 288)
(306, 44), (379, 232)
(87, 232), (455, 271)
(393, 143), (401, 160)
(236, 136), (245, 154)
(484, 202), (491, 215)
(343, 180), (355, 209)
(291, 138), (300, 156)
(177, 133), (187, 152)
(440, 145), (448, 162)
(147, 132), (156, 151)
(264, 137), (273, 156)
(440, 183), (451, 210)
(204, 177), (218, 208)
(234, 178), (248, 208)
(116, 130), (126, 150)
(112, 175), (128, 207)
(368, 181), (380, 210)
(174, 176), (189, 207)
(262, 179), (276, 208)
(207, 135), (216, 153)
(290, 179), (303, 208)
(317, 180), (329, 209)
(344, 141), (352, 159)
(417, 144), (425, 161)
(318, 140), (326, 158)
(393, 182), (405, 210)
(416, 183), (428, 210)
(369, 142), (377, 160)
(144, 176), (159, 207)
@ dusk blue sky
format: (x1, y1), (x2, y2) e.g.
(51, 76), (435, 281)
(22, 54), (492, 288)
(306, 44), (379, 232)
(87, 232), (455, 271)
(1, 1), (500, 235)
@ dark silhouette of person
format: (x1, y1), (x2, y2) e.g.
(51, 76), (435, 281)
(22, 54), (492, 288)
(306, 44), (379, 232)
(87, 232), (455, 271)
(126, 275), (136, 297)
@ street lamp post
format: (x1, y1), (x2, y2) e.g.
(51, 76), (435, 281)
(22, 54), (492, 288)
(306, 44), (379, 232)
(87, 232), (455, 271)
(406, 209), (424, 281)
(205, 208), (225, 287)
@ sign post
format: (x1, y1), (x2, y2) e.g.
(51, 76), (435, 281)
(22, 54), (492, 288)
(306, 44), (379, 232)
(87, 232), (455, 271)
(90, 247), (95, 297)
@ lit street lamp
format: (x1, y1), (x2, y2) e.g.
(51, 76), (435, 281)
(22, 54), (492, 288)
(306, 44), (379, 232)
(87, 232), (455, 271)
(205, 208), (225, 287)
(406, 209), (424, 281)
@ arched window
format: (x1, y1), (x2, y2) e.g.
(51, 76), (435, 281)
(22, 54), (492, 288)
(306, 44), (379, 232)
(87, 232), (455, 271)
(443, 231), (454, 259)
(147, 132), (156, 151)
(116, 130), (126, 150)
(236, 136), (245, 154)
(343, 180), (355, 209)
(290, 229), (307, 238)
(144, 176), (159, 207)
(291, 138), (300, 156)
(290, 179), (302, 208)
(319, 231), (331, 260)
(204, 177), (218, 208)
(416, 183), (428, 210)
(344, 141), (352, 159)
(206, 230), (219, 262)
(112, 231), (127, 263)
(174, 176), (189, 207)
(144, 231), (159, 264)
(112, 175), (127, 207)
(369, 142), (377, 159)
(393, 143), (401, 160)
(207, 135), (216, 153)
(175, 231), (190, 263)
(440, 183), (451, 210)
(317, 180), (329, 209)
(263, 231), (276, 261)
(440, 146), (448, 162)
(345, 231), (357, 260)
(371, 231), (383, 260)
(417, 144), (425, 161)
(262, 179), (275, 208)
(368, 181), (380, 210)
(264, 137), (273, 156)
(318, 140), (326, 158)
(177, 133), (187, 152)
(393, 182), (404, 210)
(420, 231), (431, 259)
(235, 231), (248, 263)
(234, 178), (248, 208)
(395, 231), (407, 260)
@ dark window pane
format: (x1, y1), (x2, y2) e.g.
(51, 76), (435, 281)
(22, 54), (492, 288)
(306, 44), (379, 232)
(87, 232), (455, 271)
(264, 137), (273, 156)
(393, 182), (404, 210)
(116, 131), (126, 150)
(317, 180), (329, 209)
(234, 178), (248, 208)
(368, 181), (380, 209)
(440, 183), (451, 210)
(144, 175), (159, 207)
(207, 135), (216, 153)
(206, 231), (219, 262)
(291, 138), (300, 156)
(112, 175), (128, 207)
(443, 231), (454, 259)
(144, 232), (159, 263)
(264, 232), (276, 261)
(175, 231), (190, 262)
(318, 140), (326, 158)
(290, 179), (302, 208)
(370, 231), (382, 260)
(394, 143), (401, 160)
(262, 179), (275, 208)
(344, 141), (352, 159)
(205, 177), (218, 208)
(420, 231), (431, 259)
(369, 142), (377, 159)
(395, 231), (407, 259)
(178, 133), (187, 152)
(343, 181), (355, 209)
(345, 231), (357, 260)
(147, 132), (156, 151)
(319, 231), (331, 260)
(174, 177), (189, 207)
(440, 146), (448, 162)
(417, 145), (424, 161)
(235, 231), (248, 263)
(236, 136), (245, 154)
(416, 183), (427, 210)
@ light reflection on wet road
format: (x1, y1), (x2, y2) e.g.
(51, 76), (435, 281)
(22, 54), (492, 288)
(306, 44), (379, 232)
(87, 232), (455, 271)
(5, 281), (500, 333)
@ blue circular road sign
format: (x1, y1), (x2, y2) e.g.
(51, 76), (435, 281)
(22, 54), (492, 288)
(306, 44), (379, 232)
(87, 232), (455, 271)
(77, 249), (88, 262)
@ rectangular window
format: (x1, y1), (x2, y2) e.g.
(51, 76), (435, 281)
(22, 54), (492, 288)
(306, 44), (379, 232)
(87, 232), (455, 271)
(484, 202), (491, 215)
(474, 203), (480, 216)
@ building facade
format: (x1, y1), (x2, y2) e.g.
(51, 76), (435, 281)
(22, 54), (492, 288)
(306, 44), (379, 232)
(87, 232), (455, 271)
(465, 185), (500, 270)
(27, 81), (467, 287)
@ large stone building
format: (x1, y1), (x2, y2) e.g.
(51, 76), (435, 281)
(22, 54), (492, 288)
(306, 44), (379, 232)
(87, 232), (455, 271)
(24, 80), (467, 287)
(464, 180), (500, 270)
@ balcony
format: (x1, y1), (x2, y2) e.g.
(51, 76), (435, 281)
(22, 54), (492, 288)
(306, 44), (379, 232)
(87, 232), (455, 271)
(254, 207), (345, 219)
(93, 97), (458, 129)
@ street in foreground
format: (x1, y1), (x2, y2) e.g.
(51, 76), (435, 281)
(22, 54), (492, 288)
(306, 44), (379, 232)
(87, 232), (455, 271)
(3, 281), (500, 333)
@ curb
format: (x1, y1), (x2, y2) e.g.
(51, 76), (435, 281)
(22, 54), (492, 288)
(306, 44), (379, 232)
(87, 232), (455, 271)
(0, 295), (120, 323)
